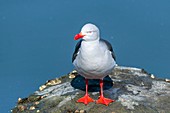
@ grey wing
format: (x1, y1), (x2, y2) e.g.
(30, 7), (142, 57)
(100, 39), (116, 61)
(72, 40), (82, 63)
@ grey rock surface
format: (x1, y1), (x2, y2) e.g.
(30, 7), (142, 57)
(12, 66), (170, 113)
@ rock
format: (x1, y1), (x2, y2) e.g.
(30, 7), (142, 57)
(29, 106), (35, 110)
(11, 66), (170, 113)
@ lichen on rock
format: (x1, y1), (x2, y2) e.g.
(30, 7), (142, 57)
(12, 66), (170, 113)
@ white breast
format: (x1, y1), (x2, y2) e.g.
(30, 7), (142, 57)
(73, 40), (116, 79)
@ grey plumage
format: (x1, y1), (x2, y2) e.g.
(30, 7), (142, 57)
(72, 39), (116, 63)
(72, 40), (82, 63)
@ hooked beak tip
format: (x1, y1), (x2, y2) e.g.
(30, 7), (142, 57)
(74, 32), (85, 40)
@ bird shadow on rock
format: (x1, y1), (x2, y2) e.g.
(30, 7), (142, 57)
(71, 75), (113, 92)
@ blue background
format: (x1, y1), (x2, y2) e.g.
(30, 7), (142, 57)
(0, 0), (170, 112)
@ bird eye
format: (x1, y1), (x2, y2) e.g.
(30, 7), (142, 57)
(87, 31), (92, 33)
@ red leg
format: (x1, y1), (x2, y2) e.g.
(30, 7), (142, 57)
(77, 79), (94, 105)
(96, 79), (115, 106)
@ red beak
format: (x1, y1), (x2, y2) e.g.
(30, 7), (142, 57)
(74, 32), (85, 40)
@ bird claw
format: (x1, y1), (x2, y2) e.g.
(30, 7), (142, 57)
(77, 94), (94, 105)
(96, 96), (115, 106)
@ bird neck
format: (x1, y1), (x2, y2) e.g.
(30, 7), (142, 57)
(80, 38), (102, 56)
(82, 38), (99, 47)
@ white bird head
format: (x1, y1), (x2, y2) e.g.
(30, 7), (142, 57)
(74, 23), (100, 41)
